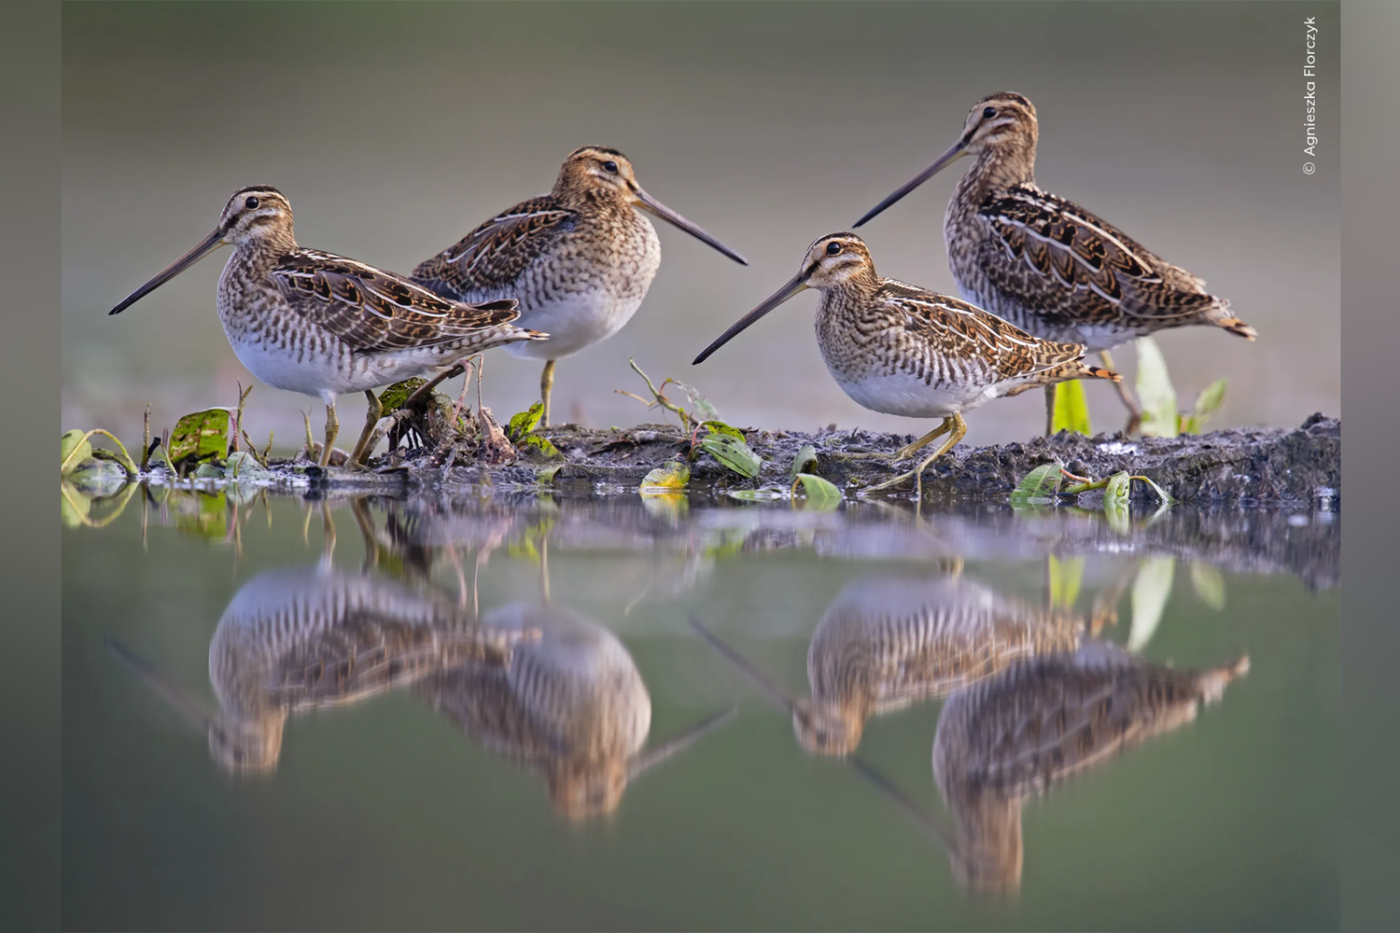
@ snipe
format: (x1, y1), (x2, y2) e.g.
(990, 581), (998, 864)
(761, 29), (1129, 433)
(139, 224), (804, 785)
(693, 233), (1120, 496)
(855, 93), (1257, 434)
(107, 186), (544, 467)
(413, 147), (747, 427)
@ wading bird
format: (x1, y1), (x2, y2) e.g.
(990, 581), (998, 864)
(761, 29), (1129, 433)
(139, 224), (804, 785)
(854, 93), (1256, 434)
(413, 147), (747, 426)
(108, 186), (544, 466)
(693, 233), (1119, 495)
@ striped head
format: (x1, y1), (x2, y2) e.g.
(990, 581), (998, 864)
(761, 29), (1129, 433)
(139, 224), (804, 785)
(215, 186), (295, 247)
(692, 233), (876, 365)
(958, 92), (1038, 156)
(854, 92), (1039, 227)
(553, 146), (747, 265)
(108, 184), (296, 317)
(792, 698), (865, 757)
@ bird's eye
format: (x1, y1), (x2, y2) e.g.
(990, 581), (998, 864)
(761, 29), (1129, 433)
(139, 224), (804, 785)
(982, 107), (997, 119)
(602, 161), (619, 174)
(826, 241), (842, 255)
(244, 196), (260, 209)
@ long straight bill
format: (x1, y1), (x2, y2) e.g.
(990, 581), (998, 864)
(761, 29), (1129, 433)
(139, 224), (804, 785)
(108, 227), (226, 315)
(633, 188), (748, 266)
(692, 273), (808, 365)
(853, 137), (969, 228)
(686, 616), (796, 713)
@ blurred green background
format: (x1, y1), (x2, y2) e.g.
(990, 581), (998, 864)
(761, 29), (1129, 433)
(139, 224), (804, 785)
(62, 1), (1339, 450)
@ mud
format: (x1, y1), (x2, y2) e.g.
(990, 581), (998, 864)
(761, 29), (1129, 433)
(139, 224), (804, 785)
(342, 412), (1339, 506)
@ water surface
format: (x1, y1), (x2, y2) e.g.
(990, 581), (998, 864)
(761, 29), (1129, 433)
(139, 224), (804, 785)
(62, 488), (1338, 930)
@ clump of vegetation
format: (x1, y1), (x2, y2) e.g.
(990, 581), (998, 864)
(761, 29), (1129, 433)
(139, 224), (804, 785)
(616, 358), (764, 480)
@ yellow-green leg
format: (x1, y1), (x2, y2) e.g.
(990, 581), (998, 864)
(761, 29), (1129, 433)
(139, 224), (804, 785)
(1100, 350), (1142, 434)
(864, 413), (967, 497)
(348, 389), (383, 467)
(540, 359), (557, 428)
(320, 400), (339, 468)
(836, 421), (957, 463)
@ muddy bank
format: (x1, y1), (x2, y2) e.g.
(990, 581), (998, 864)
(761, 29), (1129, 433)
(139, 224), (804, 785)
(363, 412), (1339, 505)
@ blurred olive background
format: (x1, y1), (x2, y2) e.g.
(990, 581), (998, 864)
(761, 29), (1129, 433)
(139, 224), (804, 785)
(62, 1), (1339, 449)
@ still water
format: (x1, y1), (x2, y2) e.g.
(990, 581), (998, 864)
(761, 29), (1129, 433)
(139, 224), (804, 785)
(62, 487), (1338, 930)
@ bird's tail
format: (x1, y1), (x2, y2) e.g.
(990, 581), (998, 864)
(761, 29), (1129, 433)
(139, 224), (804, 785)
(1205, 299), (1258, 341)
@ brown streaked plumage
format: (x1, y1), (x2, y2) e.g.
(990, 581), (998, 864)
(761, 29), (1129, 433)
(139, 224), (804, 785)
(419, 601), (735, 820)
(849, 643), (1249, 898)
(107, 186), (545, 467)
(689, 574), (1091, 758)
(932, 644), (1250, 895)
(105, 564), (534, 773)
(693, 233), (1120, 495)
(854, 93), (1257, 434)
(414, 147), (747, 426)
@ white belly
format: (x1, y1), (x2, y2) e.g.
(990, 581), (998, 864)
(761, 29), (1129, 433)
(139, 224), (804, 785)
(505, 290), (643, 361)
(831, 367), (997, 420)
(229, 333), (455, 405)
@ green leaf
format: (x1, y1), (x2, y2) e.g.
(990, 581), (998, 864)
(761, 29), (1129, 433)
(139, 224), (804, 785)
(792, 472), (842, 510)
(377, 378), (428, 413)
(168, 409), (230, 465)
(1011, 462), (1063, 506)
(672, 381), (722, 423)
(1103, 471), (1132, 509)
(61, 429), (93, 476)
(1128, 557), (1176, 651)
(790, 444), (819, 482)
(701, 433), (763, 479)
(1190, 562), (1227, 610)
(536, 463), (564, 485)
(1187, 377), (1228, 433)
(725, 488), (783, 502)
(506, 402), (544, 443)
(1051, 379), (1093, 436)
(1135, 337), (1178, 438)
(60, 483), (92, 528)
(700, 420), (747, 441)
(519, 434), (562, 460)
(173, 490), (229, 540)
(642, 460), (691, 491)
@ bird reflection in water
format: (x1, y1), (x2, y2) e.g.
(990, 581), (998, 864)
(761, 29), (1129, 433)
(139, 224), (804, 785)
(689, 573), (1095, 756)
(106, 562), (529, 772)
(419, 600), (735, 820)
(852, 642), (1250, 897)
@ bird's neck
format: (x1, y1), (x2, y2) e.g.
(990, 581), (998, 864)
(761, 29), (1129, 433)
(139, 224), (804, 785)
(957, 139), (1037, 204)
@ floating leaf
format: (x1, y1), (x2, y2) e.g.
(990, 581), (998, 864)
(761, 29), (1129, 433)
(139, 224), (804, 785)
(1051, 379), (1093, 436)
(1190, 562), (1227, 611)
(792, 473), (842, 510)
(506, 402), (544, 443)
(1011, 462), (1063, 506)
(378, 378), (428, 414)
(672, 381), (722, 423)
(701, 433), (762, 479)
(1103, 471), (1132, 508)
(1135, 337), (1178, 438)
(642, 460), (691, 491)
(1128, 557), (1176, 651)
(61, 429), (93, 476)
(168, 409), (230, 465)
(60, 483), (91, 528)
(790, 444), (819, 481)
(173, 490), (229, 540)
(1048, 554), (1085, 609)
